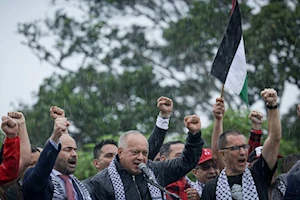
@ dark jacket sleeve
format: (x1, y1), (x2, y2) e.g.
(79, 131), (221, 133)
(0, 136), (20, 185)
(150, 131), (203, 187)
(22, 141), (60, 199)
(284, 170), (300, 200)
(88, 170), (115, 200)
(201, 177), (217, 200)
(148, 126), (167, 160)
(0, 144), (3, 164)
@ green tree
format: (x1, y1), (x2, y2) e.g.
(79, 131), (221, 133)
(245, 0), (300, 103)
(19, 65), (192, 146)
(16, 0), (300, 148)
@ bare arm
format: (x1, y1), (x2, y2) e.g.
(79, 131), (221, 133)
(211, 98), (225, 170)
(8, 112), (31, 175)
(260, 88), (281, 169)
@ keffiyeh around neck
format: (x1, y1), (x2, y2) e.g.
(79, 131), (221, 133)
(191, 180), (205, 197)
(107, 157), (164, 200)
(51, 172), (92, 200)
(216, 168), (259, 200)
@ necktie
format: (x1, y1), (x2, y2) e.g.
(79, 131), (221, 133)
(59, 174), (76, 200)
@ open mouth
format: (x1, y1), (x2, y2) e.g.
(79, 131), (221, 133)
(68, 160), (77, 167)
(134, 162), (141, 169)
(208, 175), (216, 180)
(238, 158), (246, 165)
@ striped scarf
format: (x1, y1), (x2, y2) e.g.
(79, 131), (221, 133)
(107, 158), (164, 200)
(216, 168), (258, 200)
(51, 172), (92, 200)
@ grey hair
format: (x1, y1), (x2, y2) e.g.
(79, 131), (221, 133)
(118, 130), (144, 149)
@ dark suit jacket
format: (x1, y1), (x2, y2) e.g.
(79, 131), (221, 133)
(23, 141), (59, 200)
(22, 141), (87, 200)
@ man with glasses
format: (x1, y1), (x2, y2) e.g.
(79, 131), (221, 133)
(202, 88), (281, 200)
(185, 148), (219, 200)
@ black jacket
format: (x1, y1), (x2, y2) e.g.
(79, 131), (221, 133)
(88, 131), (203, 200)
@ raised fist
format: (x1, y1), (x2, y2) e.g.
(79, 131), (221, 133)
(1, 116), (18, 138)
(260, 88), (277, 106)
(249, 110), (263, 124)
(184, 115), (201, 134)
(51, 117), (70, 143)
(8, 111), (25, 125)
(157, 96), (173, 118)
(249, 110), (263, 130)
(213, 98), (225, 120)
(50, 106), (65, 119)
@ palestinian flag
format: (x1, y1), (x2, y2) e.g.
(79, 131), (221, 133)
(210, 1), (249, 104)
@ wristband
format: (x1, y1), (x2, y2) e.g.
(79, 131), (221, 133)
(251, 129), (262, 134)
(266, 103), (279, 110)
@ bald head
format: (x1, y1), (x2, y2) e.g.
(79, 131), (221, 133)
(60, 134), (75, 145)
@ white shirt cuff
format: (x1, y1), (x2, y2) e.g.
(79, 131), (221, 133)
(50, 138), (61, 150)
(156, 115), (169, 130)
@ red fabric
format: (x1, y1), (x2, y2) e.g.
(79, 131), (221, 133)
(165, 177), (190, 200)
(59, 174), (75, 200)
(0, 136), (20, 185)
(197, 148), (212, 165)
(248, 129), (262, 156)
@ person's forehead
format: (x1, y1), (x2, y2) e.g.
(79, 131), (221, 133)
(60, 134), (76, 147)
(101, 144), (117, 153)
(226, 134), (246, 144)
(169, 143), (184, 153)
(61, 140), (77, 149)
(126, 134), (148, 147)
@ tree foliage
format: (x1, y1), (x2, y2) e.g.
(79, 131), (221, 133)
(15, 0), (300, 153)
(20, 65), (192, 147)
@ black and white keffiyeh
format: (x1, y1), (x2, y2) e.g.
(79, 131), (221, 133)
(51, 172), (92, 200)
(216, 168), (259, 200)
(191, 180), (205, 197)
(108, 158), (164, 200)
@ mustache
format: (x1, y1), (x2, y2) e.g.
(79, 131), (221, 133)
(68, 157), (77, 162)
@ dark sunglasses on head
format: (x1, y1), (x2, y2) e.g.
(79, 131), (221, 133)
(197, 163), (217, 171)
(222, 144), (250, 151)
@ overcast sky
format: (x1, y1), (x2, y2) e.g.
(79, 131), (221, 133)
(0, 0), (60, 117)
(0, 0), (299, 120)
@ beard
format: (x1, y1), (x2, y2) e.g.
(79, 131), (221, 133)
(54, 157), (76, 175)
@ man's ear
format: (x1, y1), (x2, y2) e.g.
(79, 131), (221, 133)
(93, 159), (99, 168)
(118, 148), (123, 158)
(192, 168), (197, 177)
(160, 156), (167, 161)
(219, 150), (225, 157)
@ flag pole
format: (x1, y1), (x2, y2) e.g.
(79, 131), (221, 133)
(221, 85), (224, 98)
(221, 0), (237, 98)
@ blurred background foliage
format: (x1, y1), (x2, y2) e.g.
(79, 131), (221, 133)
(2, 0), (299, 179)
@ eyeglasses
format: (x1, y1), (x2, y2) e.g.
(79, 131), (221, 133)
(222, 144), (250, 151)
(197, 163), (217, 171)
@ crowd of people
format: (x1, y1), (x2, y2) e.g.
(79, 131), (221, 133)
(0, 88), (300, 200)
